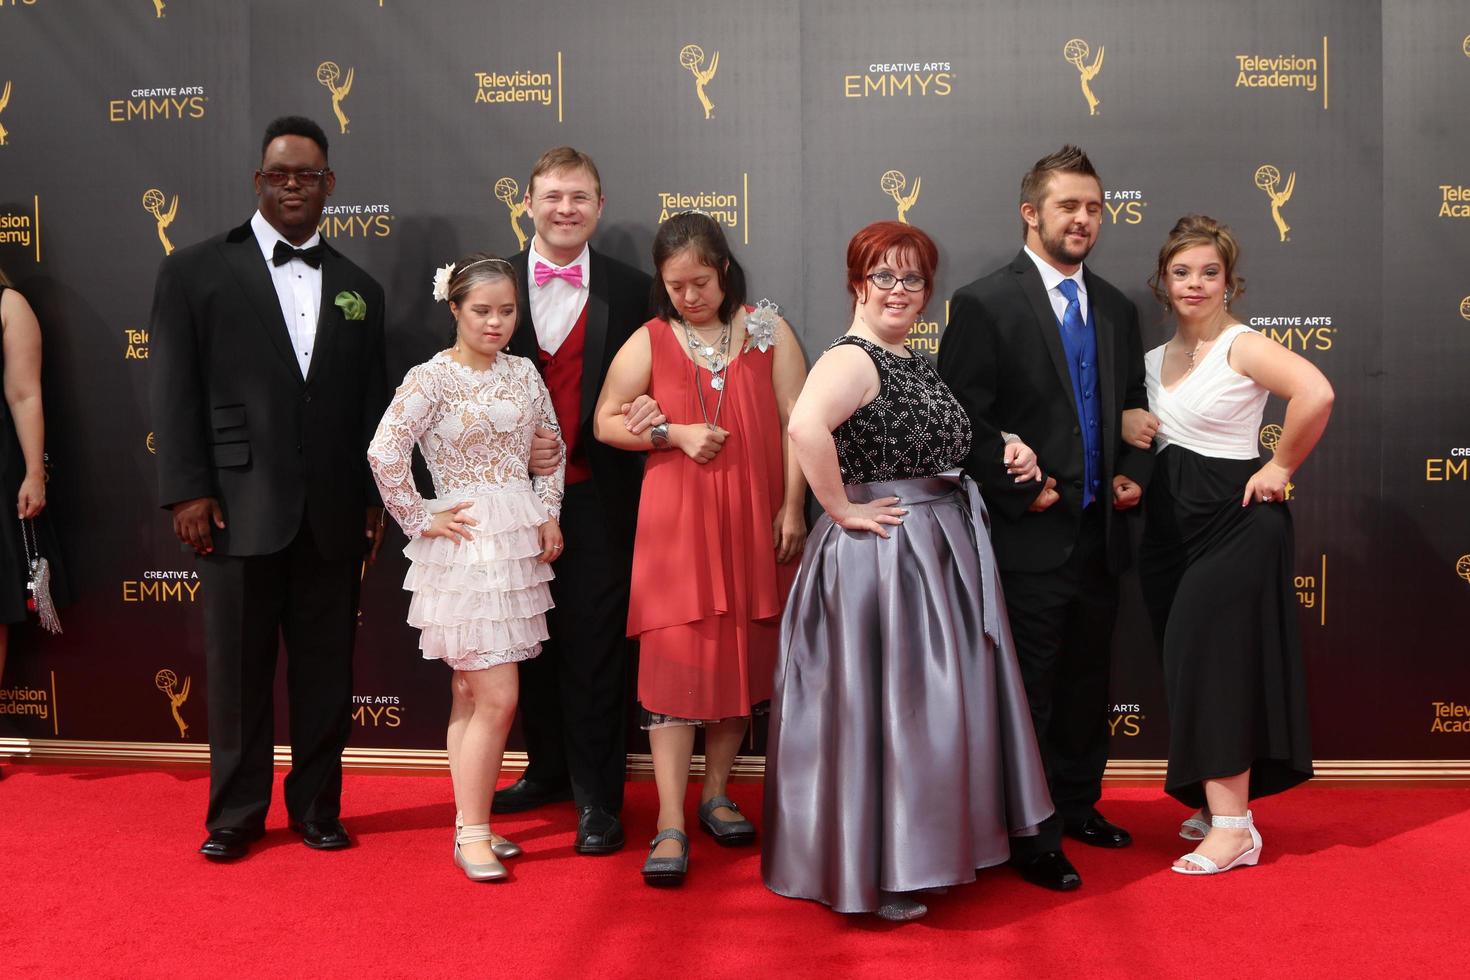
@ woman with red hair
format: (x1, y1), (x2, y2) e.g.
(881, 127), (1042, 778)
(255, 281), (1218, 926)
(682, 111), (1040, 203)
(761, 222), (1054, 921)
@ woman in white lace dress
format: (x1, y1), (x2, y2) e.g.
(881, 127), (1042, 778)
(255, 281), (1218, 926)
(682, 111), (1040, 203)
(368, 254), (566, 882)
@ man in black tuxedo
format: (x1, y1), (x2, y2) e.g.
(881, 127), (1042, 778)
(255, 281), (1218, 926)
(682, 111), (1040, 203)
(490, 147), (655, 855)
(938, 146), (1152, 891)
(150, 116), (388, 861)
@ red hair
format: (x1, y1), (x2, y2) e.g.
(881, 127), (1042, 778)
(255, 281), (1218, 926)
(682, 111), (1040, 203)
(845, 221), (939, 305)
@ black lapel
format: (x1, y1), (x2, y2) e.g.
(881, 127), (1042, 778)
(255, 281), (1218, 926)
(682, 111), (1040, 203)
(1011, 251), (1078, 419)
(580, 249), (611, 424)
(1086, 268), (1119, 426)
(507, 249), (540, 364)
(307, 242), (345, 385)
(219, 220), (303, 382)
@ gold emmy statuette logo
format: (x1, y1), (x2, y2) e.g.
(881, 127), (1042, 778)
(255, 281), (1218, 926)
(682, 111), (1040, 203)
(142, 188), (178, 255)
(152, 0), (165, 18)
(0, 80), (11, 146)
(146, 431), (156, 453)
(880, 170), (921, 224)
(1255, 164), (1295, 242)
(1063, 38), (1104, 116)
(155, 668), (190, 738)
(494, 177), (530, 250)
(1259, 424), (1296, 497)
(1457, 555), (1470, 584)
(317, 61), (354, 135)
(1459, 296), (1470, 320)
(1462, 34), (1470, 58)
(679, 44), (719, 119)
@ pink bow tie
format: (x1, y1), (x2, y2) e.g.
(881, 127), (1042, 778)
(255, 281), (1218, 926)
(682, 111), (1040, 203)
(534, 261), (583, 289)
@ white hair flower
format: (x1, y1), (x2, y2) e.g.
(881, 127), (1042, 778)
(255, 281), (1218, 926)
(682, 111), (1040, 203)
(431, 262), (455, 302)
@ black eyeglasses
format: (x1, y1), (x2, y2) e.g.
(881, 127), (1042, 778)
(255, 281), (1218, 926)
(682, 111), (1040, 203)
(256, 168), (332, 188)
(867, 271), (927, 293)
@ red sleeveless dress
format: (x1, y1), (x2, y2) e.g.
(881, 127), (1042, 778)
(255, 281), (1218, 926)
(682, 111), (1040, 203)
(627, 316), (797, 720)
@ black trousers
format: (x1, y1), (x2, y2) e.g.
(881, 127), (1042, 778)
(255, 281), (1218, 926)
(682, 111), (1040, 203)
(196, 520), (360, 832)
(516, 480), (632, 812)
(1003, 504), (1118, 855)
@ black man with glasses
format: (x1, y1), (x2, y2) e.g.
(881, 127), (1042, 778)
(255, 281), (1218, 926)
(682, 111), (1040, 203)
(937, 146), (1153, 893)
(150, 115), (388, 861)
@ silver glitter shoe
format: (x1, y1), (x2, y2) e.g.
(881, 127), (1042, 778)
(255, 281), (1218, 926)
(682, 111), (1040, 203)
(874, 892), (928, 922)
(698, 795), (756, 846)
(641, 828), (689, 887)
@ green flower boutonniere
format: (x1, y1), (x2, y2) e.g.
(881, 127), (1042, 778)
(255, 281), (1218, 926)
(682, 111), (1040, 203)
(334, 290), (367, 321)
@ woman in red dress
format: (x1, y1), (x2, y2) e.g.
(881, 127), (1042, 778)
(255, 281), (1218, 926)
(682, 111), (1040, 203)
(595, 212), (807, 886)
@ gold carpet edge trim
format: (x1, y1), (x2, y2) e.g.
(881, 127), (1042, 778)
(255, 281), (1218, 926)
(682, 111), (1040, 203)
(3, 738), (1469, 782)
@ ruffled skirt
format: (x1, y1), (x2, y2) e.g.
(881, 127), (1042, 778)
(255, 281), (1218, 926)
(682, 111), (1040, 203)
(401, 490), (554, 672)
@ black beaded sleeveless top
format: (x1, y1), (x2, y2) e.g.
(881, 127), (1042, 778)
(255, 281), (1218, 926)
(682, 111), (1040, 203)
(830, 335), (972, 485)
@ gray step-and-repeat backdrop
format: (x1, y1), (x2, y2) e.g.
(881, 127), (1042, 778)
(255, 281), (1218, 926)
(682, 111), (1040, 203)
(1, 0), (1466, 762)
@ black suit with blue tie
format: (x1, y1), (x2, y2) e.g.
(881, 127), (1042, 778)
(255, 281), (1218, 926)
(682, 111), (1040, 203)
(938, 249), (1152, 856)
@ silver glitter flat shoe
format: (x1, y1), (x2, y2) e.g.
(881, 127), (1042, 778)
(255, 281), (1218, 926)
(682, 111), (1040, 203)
(698, 795), (756, 846)
(641, 828), (689, 887)
(874, 892), (928, 922)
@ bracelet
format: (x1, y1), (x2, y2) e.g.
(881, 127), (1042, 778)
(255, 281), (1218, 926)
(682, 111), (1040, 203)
(649, 422), (672, 450)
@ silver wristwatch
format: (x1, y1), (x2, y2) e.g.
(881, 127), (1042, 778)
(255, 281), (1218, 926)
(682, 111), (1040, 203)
(649, 422), (672, 450)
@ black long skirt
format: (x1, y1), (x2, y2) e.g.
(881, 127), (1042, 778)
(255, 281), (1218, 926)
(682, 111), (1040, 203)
(1138, 446), (1313, 809)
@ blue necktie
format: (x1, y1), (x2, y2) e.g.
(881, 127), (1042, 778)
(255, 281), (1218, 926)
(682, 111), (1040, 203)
(1057, 278), (1083, 335)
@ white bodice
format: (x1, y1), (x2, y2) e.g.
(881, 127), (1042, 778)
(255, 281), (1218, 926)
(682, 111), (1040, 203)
(1144, 323), (1269, 460)
(368, 351), (565, 538)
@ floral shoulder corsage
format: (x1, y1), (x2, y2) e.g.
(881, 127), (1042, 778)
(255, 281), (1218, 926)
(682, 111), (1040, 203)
(743, 298), (780, 353)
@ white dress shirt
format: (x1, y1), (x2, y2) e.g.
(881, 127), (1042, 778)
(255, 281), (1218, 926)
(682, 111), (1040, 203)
(251, 209), (322, 377)
(526, 240), (590, 356)
(1023, 244), (1089, 324)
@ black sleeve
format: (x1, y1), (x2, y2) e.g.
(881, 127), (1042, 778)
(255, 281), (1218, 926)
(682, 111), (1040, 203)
(149, 253), (215, 509)
(938, 289), (1045, 521)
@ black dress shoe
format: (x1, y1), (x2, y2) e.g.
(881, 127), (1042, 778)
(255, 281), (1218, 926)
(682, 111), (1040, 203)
(1010, 850), (1082, 891)
(199, 827), (264, 861)
(574, 806), (625, 855)
(289, 818), (353, 850)
(1064, 814), (1134, 849)
(492, 777), (574, 815)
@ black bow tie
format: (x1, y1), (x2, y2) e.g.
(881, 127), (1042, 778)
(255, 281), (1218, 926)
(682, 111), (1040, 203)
(272, 240), (324, 268)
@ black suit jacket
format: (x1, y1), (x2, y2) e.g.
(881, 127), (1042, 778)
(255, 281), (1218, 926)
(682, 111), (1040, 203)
(150, 219), (388, 559)
(506, 246), (653, 549)
(938, 249), (1151, 574)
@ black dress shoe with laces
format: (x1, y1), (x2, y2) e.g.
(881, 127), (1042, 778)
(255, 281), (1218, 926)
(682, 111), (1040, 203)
(492, 777), (574, 815)
(574, 805), (625, 855)
(289, 818), (353, 850)
(1010, 850), (1082, 891)
(199, 826), (265, 861)
(1064, 814), (1133, 848)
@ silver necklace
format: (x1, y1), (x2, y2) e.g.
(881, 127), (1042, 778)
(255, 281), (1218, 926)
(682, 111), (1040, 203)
(682, 320), (731, 428)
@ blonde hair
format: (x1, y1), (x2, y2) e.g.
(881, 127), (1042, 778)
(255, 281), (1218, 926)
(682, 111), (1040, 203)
(1148, 214), (1246, 307)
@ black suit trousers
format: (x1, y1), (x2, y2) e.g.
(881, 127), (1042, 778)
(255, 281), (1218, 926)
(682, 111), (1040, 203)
(1004, 503), (1118, 855)
(197, 519), (360, 831)
(516, 480), (632, 811)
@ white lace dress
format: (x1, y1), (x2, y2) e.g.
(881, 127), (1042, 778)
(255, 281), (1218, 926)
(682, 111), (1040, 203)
(368, 351), (565, 671)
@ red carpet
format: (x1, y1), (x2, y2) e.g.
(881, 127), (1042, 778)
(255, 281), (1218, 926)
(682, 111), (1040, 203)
(2, 766), (1467, 978)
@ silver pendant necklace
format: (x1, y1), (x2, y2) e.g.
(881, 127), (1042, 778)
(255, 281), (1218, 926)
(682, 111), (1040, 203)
(682, 320), (731, 428)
